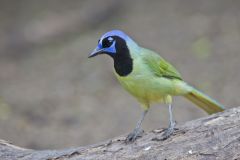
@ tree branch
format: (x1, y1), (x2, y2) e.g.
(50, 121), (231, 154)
(1, 107), (240, 160)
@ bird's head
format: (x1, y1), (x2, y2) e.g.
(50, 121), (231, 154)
(88, 30), (139, 59)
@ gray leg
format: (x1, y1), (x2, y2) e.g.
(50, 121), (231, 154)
(161, 103), (176, 140)
(125, 109), (148, 143)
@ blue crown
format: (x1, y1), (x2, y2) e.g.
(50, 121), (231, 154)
(100, 30), (129, 42)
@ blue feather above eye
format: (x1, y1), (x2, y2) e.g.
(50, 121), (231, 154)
(100, 30), (129, 42)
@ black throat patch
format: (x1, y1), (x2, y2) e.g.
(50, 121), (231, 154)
(112, 36), (133, 77)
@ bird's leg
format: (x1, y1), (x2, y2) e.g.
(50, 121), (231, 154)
(125, 109), (148, 143)
(161, 103), (176, 140)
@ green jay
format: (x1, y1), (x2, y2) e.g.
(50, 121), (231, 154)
(88, 30), (224, 142)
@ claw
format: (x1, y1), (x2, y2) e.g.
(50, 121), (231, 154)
(125, 129), (144, 143)
(161, 128), (174, 140)
(161, 121), (176, 140)
(125, 110), (148, 143)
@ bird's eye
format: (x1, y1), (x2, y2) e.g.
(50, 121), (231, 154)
(102, 37), (114, 48)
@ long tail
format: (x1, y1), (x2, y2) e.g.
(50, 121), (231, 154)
(184, 86), (224, 114)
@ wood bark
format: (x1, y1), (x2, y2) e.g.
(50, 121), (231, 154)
(0, 107), (240, 160)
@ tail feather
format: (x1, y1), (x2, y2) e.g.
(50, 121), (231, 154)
(184, 87), (224, 114)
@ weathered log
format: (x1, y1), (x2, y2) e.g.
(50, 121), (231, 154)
(0, 107), (240, 160)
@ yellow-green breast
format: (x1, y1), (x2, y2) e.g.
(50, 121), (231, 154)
(115, 57), (176, 105)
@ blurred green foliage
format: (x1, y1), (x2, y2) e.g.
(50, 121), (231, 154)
(192, 37), (211, 59)
(0, 98), (11, 120)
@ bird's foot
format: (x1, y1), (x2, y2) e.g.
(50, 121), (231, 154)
(125, 128), (144, 143)
(161, 121), (176, 140)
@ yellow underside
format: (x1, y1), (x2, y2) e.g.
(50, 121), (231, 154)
(114, 57), (190, 110)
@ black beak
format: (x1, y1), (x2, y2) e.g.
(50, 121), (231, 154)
(88, 47), (104, 58)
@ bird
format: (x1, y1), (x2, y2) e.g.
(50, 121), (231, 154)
(88, 30), (224, 142)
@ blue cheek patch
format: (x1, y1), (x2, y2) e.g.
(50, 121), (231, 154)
(96, 43), (102, 50)
(103, 41), (116, 55)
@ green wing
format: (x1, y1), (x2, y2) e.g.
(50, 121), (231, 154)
(141, 48), (182, 80)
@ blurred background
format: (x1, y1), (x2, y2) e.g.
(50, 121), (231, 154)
(0, 0), (239, 150)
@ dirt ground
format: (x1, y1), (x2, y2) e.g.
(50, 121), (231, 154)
(0, 0), (239, 149)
